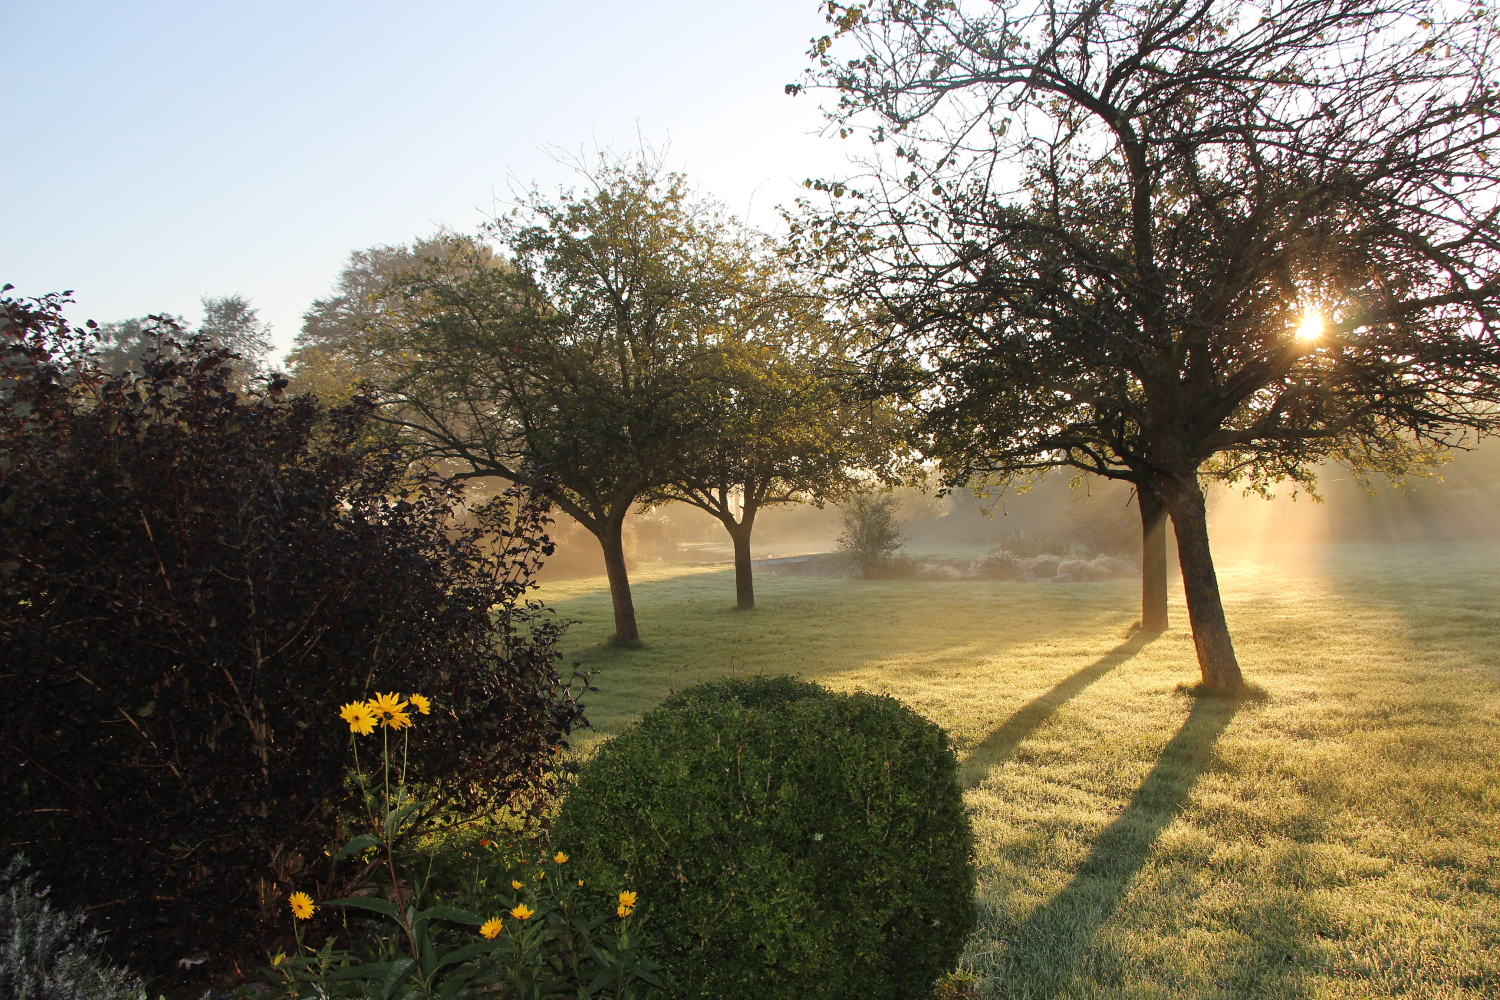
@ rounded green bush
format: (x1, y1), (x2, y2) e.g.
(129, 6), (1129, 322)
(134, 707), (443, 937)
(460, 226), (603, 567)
(554, 676), (975, 1000)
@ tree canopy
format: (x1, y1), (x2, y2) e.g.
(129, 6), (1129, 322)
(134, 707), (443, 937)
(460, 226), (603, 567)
(649, 259), (909, 609)
(97, 294), (274, 381)
(369, 159), (762, 643)
(792, 0), (1500, 689)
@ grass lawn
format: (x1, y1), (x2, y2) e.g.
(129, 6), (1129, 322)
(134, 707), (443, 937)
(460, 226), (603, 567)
(538, 543), (1500, 999)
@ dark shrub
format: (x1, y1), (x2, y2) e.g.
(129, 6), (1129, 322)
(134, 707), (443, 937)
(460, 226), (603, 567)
(553, 676), (975, 1000)
(0, 291), (584, 974)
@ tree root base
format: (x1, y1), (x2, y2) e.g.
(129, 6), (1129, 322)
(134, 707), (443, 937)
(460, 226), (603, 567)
(1175, 680), (1268, 702)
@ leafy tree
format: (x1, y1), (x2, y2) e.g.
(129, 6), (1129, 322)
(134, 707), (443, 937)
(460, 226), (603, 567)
(838, 491), (906, 579)
(286, 234), (477, 402)
(97, 293), (274, 379)
(650, 269), (905, 609)
(373, 160), (760, 644)
(0, 290), (582, 972)
(791, 0), (1500, 690)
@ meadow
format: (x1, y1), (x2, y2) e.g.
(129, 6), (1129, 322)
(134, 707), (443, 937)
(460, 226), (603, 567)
(539, 542), (1500, 999)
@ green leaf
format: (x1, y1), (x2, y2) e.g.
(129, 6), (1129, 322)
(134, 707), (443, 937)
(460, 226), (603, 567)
(334, 832), (381, 860)
(430, 941), (493, 972)
(379, 956), (416, 1000)
(416, 904), (485, 925)
(326, 959), (399, 981)
(384, 799), (426, 840)
(323, 895), (401, 920)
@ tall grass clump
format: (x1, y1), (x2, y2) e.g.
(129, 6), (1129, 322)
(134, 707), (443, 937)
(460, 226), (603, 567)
(554, 676), (975, 1000)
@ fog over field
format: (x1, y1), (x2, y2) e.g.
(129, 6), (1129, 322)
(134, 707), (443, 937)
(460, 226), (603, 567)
(532, 438), (1500, 581)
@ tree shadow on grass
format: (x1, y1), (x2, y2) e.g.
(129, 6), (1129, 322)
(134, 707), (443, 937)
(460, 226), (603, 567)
(995, 693), (1240, 999)
(959, 631), (1160, 789)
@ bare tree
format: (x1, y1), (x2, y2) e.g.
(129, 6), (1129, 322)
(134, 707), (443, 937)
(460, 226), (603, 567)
(791, 0), (1500, 690)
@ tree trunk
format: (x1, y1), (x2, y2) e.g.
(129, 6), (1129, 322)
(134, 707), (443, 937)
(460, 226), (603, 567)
(598, 513), (640, 645)
(1160, 476), (1243, 691)
(727, 505), (759, 611)
(1139, 483), (1169, 632)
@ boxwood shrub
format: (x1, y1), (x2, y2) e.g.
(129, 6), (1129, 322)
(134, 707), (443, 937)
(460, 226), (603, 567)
(553, 676), (975, 1000)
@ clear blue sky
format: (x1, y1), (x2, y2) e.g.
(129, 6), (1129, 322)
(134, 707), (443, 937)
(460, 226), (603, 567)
(1, 1), (852, 359)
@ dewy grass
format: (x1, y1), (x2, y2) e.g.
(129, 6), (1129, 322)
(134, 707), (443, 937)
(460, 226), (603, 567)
(537, 542), (1500, 999)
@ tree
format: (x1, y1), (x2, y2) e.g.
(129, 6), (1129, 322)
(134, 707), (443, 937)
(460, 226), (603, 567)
(791, 0), (1500, 690)
(1, 290), (583, 971)
(650, 261), (906, 609)
(374, 160), (756, 644)
(838, 491), (906, 578)
(98, 294), (274, 379)
(286, 234), (475, 402)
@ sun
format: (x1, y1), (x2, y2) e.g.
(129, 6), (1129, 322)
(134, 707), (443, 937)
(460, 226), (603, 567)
(1296, 309), (1324, 342)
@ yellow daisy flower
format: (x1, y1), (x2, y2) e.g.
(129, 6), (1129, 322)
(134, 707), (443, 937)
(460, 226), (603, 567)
(511, 880), (524, 890)
(288, 892), (316, 920)
(617, 891), (638, 908)
(479, 917), (502, 939)
(369, 692), (407, 718)
(577, 879), (584, 887)
(339, 702), (377, 735)
(510, 903), (534, 920)
(617, 904), (632, 918)
(408, 693), (432, 715)
(384, 709), (414, 730)
(553, 852), (568, 864)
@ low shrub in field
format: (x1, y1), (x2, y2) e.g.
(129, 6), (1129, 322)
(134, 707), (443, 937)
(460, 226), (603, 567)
(553, 676), (976, 1000)
(0, 856), (145, 1000)
(838, 492), (907, 578)
(1, 292), (583, 975)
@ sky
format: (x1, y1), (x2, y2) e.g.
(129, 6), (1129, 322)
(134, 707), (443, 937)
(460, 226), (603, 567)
(1, 0), (855, 360)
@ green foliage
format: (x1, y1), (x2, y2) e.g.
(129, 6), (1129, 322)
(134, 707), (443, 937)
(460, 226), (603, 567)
(263, 716), (659, 1000)
(370, 156), (771, 642)
(838, 491), (907, 578)
(0, 291), (583, 974)
(96, 293), (273, 381)
(0, 856), (145, 1000)
(553, 676), (976, 1000)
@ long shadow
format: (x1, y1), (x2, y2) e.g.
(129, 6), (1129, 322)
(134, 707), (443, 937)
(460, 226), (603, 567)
(998, 694), (1241, 998)
(959, 631), (1159, 789)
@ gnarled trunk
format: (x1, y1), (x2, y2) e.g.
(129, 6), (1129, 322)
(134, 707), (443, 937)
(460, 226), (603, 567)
(1139, 483), (1169, 632)
(598, 513), (640, 645)
(1159, 475), (1243, 691)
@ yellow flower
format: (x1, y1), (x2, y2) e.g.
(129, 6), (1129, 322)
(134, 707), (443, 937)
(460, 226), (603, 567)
(617, 891), (638, 908)
(553, 852), (568, 864)
(617, 904), (632, 918)
(384, 709), (414, 730)
(511, 880), (524, 890)
(479, 917), (502, 939)
(510, 903), (534, 920)
(288, 892), (316, 920)
(408, 693), (432, 715)
(577, 879), (584, 887)
(271, 952), (287, 967)
(339, 701), (377, 735)
(369, 692), (408, 718)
